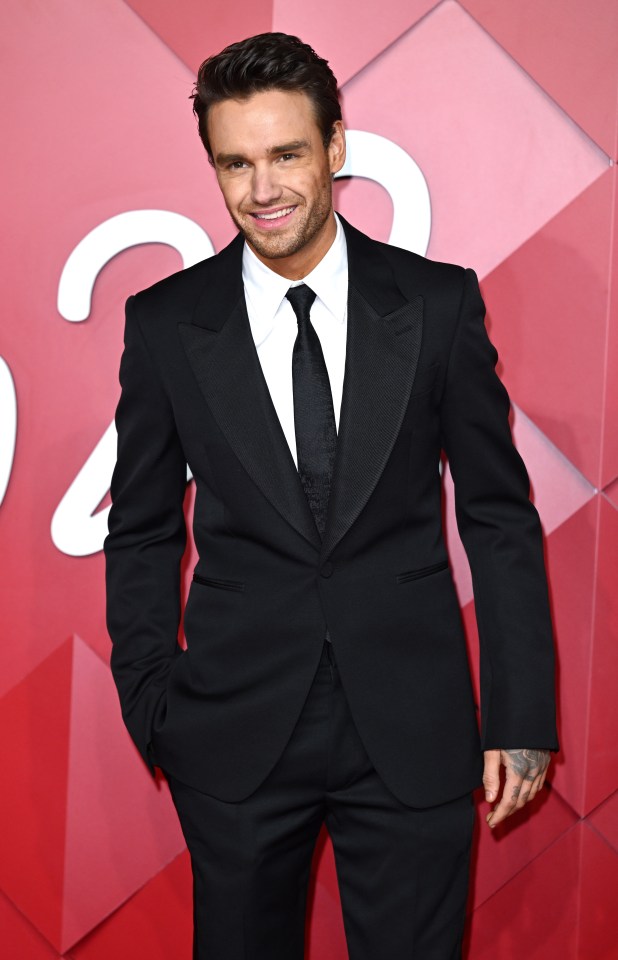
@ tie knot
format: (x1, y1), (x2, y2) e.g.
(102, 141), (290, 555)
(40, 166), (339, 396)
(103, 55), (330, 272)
(285, 283), (317, 323)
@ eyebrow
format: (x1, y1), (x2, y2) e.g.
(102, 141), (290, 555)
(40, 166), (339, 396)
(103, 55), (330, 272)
(215, 140), (311, 166)
(267, 140), (310, 155)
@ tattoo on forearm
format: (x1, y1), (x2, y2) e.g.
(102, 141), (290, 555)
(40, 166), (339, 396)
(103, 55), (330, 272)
(505, 748), (550, 780)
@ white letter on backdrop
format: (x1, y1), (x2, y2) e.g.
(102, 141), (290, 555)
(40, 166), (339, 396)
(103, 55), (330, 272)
(0, 357), (17, 507)
(52, 211), (207, 556)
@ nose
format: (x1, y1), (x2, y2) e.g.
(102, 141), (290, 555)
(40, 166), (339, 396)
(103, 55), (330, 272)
(250, 163), (282, 206)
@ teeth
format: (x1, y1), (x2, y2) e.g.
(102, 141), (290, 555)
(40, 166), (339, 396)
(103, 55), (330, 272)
(255, 207), (294, 220)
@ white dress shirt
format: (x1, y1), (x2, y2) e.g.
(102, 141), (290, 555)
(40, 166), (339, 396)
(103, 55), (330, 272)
(242, 213), (348, 469)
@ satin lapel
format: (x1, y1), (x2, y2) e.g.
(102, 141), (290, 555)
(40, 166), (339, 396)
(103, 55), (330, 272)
(319, 217), (423, 560)
(178, 276), (322, 550)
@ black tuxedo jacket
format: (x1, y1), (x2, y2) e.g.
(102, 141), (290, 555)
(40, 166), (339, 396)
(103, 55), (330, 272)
(104, 215), (558, 807)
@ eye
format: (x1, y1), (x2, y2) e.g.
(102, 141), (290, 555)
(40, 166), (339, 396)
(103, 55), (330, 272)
(228, 160), (247, 170)
(279, 153), (296, 162)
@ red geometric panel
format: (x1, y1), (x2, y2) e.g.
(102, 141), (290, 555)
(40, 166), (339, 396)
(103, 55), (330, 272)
(466, 823), (618, 959)
(339, 0), (607, 279)
(124, 0), (440, 91)
(0, 636), (185, 953)
(0, 891), (62, 960)
(70, 852), (192, 960)
(460, 0), (618, 157)
(467, 826), (580, 958)
(0, 641), (71, 949)
(470, 788), (577, 911)
(588, 789), (618, 853)
(604, 479), (618, 511)
(602, 169), (618, 486)
(273, 0), (436, 86)
(577, 822), (618, 957)
(481, 171), (614, 488)
(584, 496), (618, 814)
(123, 0), (274, 74)
(306, 828), (348, 959)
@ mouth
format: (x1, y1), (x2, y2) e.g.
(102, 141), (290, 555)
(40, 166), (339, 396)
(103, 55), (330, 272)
(248, 205), (298, 230)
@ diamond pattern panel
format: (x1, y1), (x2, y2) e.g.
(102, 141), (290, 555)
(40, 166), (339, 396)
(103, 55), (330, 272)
(1, 1), (617, 957)
(460, 0), (618, 158)
(543, 494), (618, 819)
(469, 788), (577, 910)
(0, 892), (63, 960)
(70, 853), (193, 960)
(604, 478), (618, 510)
(339, 0), (607, 278)
(124, 0), (274, 74)
(0, 640), (72, 949)
(273, 0), (437, 85)
(480, 170), (615, 488)
(466, 823), (618, 958)
(585, 496), (618, 814)
(0, 636), (184, 953)
(588, 789), (618, 853)
(602, 169), (618, 486)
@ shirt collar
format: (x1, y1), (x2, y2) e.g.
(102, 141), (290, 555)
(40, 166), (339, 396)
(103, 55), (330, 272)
(242, 212), (348, 346)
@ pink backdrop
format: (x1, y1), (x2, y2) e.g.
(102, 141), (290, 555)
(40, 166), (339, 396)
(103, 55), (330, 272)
(1, 1), (617, 956)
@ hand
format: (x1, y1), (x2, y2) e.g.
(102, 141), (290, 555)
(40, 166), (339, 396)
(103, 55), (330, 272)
(483, 748), (551, 829)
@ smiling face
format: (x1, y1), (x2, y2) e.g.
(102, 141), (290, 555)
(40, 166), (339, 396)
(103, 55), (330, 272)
(208, 88), (346, 278)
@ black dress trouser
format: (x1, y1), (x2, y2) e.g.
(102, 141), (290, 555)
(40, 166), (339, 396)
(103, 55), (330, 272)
(164, 638), (476, 959)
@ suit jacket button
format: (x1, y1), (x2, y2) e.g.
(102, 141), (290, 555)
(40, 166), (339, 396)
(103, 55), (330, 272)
(320, 561), (334, 578)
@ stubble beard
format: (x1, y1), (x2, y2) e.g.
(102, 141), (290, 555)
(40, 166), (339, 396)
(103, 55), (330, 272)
(231, 178), (333, 261)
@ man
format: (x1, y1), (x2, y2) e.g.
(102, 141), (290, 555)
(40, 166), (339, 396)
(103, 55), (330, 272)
(104, 32), (558, 959)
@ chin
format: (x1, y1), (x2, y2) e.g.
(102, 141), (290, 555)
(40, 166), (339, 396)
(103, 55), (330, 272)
(253, 239), (304, 260)
(244, 227), (306, 261)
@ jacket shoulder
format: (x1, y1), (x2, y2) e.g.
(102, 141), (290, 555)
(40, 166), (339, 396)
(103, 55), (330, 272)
(130, 231), (242, 318)
(375, 237), (467, 296)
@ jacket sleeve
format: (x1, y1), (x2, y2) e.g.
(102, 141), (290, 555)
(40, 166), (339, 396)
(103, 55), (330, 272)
(440, 267), (559, 752)
(104, 294), (188, 775)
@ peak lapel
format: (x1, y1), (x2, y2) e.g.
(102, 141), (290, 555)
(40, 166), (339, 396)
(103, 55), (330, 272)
(178, 234), (322, 551)
(320, 218), (423, 560)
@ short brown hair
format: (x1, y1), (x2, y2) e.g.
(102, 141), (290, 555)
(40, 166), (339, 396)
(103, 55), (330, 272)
(190, 32), (342, 164)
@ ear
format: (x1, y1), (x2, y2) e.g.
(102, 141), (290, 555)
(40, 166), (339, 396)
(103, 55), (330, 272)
(328, 121), (346, 176)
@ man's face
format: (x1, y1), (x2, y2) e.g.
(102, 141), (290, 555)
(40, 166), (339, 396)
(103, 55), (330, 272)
(208, 89), (346, 277)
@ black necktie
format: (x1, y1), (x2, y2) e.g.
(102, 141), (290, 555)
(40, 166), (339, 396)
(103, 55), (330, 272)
(285, 284), (337, 538)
